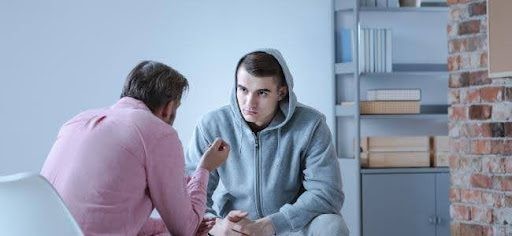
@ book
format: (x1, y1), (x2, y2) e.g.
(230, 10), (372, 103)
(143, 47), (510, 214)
(385, 29), (393, 72)
(360, 101), (420, 114)
(367, 89), (421, 101)
(431, 136), (449, 152)
(431, 152), (449, 167)
(340, 29), (353, 62)
(360, 136), (430, 152)
(361, 152), (430, 168)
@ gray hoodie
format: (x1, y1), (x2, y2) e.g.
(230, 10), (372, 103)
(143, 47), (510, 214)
(185, 49), (344, 234)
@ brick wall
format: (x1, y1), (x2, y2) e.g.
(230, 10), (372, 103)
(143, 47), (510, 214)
(448, 0), (512, 235)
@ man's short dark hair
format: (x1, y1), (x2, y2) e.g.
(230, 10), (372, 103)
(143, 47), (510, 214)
(121, 61), (188, 112)
(236, 51), (286, 87)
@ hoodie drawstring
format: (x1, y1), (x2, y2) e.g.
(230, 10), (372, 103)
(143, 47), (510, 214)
(238, 121), (243, 155)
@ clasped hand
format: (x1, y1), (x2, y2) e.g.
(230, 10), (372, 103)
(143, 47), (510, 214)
(208, 210), (275, 236)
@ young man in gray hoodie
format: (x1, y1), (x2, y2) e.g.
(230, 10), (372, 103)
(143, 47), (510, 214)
(186, 49), (349, 235)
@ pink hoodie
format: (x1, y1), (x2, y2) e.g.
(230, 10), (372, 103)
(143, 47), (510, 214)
(41, 97), (208, 236)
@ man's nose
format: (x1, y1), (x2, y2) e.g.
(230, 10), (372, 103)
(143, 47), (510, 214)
(246, 93), (257, 107)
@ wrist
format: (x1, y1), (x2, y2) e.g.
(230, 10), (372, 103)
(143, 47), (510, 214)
(259, 217), (276, 235)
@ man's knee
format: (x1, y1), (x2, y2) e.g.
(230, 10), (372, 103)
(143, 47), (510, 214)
(307, 214), (349, 236)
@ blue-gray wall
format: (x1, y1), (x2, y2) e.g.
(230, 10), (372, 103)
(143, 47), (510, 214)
(0, 0), (334, 176)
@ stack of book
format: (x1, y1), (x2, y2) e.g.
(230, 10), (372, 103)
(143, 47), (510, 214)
(360, 136), (431, 168)
(431, 136), (449, 167)
(360, 88), (421, 114)
(359, 28), (393, 73)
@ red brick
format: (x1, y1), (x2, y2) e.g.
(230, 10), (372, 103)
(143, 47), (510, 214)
(491, 140), (505, 155)
(449, 39), (462, 53)
(448, 55), (461, 71)
(463, 123), (492, 137)
(500, 176), (512, 191)
(490, 123), (505, 137)
(447, 0), (459, 5)
(505, 123), (512, 137)
(503, 88), (512, 101)
(504, 140), (512, 155)
(450, 89), (461, 104)
(480, 87), (502, 102)
(452, 204), (471, 220)
(505, 158), (512, 173)
(469, 71), (492, 86)
(450, 106), (467, 120)
(451, 188), (462, 202)
(451, 223), (461, 236)
(459, 20), (481, 35)
(480, 52), (488, 67)
(450, 73), (470, 88)
(470, 173), (492, 188)
(469, 2), (486, 16)
(450, 154), (461, 169)
(465, 88), (480, 103)
(459, 223), (484, 236)
(469, 105), (492, 120)
(470, 207), (493, 223)
(482, 156), (504, 173)
(463, 36), (485, 52)
(471, 140), (491, 154)
(503, 195), (512, 207)
(482, 192), (504, 208)
(461, 189), (482, 203)
(451, 139), (470, 154)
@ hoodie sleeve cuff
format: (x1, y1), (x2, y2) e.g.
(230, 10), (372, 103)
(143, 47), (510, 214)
(268, 212), (292, 235)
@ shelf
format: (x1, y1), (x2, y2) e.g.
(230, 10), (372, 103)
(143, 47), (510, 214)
(335, 102), (357, 117)
(335, 62), (355, 74)
(361, 104), (448, 118)
(337, 63), (447, 77)
(361, 63), (448, 78)
(361, 7), (448, 12)
(336, 6), (448, 12)
(336, 104), (448, 118)
(361, 167), (449, 174)
(361, 114), (447, 119)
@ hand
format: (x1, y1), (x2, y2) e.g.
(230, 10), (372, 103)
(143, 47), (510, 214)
(198, 138), (230, 172)
(197, 217), (216, 236)
(209, 211), (275, 236)
(209, 210), (249, 236)
(232, 217), (275, 236)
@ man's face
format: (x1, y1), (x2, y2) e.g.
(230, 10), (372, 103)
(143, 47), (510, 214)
(236, 66), (286, 129)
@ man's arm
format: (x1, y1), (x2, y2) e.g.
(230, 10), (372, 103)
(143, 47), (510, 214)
(268, 117), (344, 234)
(186, 123), (220, 218)
(146, 130), (209, 236)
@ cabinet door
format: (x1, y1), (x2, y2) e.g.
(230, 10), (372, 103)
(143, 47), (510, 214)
(436, 173), (450, 236)
(362, 173), (436, 236)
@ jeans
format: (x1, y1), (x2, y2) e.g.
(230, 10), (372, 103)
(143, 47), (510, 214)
(285, 214), (350, 236)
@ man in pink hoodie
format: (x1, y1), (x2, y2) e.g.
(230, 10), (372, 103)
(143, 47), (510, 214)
(41, 61), (229, 236)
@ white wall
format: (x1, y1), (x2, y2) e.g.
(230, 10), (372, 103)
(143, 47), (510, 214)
(0, 0), (335, 177)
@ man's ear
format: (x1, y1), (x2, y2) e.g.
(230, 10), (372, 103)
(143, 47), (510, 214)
(162, 100), (175, 118)
(278, 86), (288, 101)
(154, 101), (173, 120)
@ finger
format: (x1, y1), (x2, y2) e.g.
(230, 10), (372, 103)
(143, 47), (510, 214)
(230, 227), (250, 236)
(220, 140), (230, 151)
(227, 210), (248, 222)
(210, 138), (223, 150)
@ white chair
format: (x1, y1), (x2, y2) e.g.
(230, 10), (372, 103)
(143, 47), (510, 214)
(0, 172), (83, 236)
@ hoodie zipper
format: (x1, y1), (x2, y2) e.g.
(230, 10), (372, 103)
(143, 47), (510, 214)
(254, 133), (264, 218)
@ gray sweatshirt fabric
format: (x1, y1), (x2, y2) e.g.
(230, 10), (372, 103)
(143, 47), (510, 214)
(185, 49), (344, 234)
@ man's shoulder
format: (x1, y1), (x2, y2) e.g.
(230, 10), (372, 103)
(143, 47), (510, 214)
(199, 105), (233, 123)
(294, 104), (326, 122)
